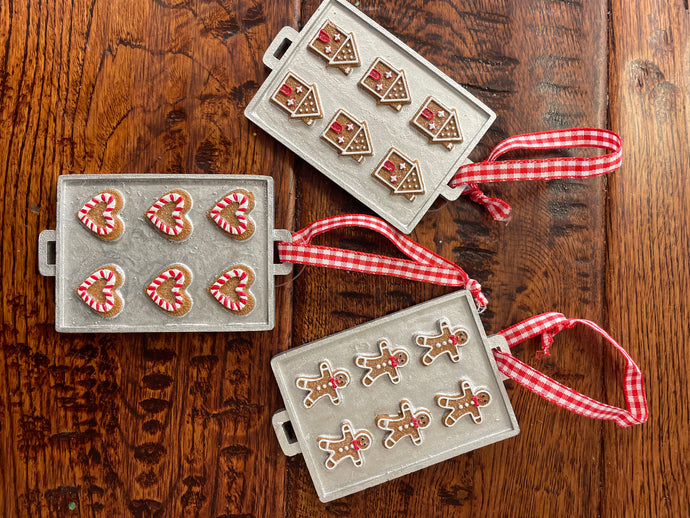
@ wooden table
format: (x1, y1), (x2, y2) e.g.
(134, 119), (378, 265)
(1, 1), (687, 516)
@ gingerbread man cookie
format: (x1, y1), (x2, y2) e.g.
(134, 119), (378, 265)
(317, 420), (372, 470)
(354, 339), (409, 387)
(375, 399), (431, 449)
(415, 318), (469, 365)
(295, 360), (351, 408)
(435, 380), (491, 426)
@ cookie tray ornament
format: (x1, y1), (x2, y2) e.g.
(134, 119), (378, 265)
(245, 0), (496, 234)
(38, 174), (292, 333)
(271, 290), (519, 502)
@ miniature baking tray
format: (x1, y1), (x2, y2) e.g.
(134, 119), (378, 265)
(245, 0), (495, 234)
(38, 174), (292, 333)
(271, 291), (519, 502)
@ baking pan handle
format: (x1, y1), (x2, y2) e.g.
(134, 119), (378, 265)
(272, 409), (302, 456)
(440, 183), (464, 202)
(38, 230), (57, 277)
(263, 26), (299, 70)
(487, 334), (512, 382)
(441, 158), (473, 201)
(272, 229), (294, 277)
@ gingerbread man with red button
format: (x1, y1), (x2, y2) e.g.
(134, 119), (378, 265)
(415, 317), (470, 365)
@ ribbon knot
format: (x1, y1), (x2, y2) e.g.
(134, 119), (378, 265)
(471, 395), (479, 406)
(464, 184), (512, 222)
(411, 417), (419, 429)
(352, 439), (360, 451)
(538, 321), (576, 358)
(389, 355), (398, 368)
(329, 377), (338, 389)
(465, 278), (488, 310)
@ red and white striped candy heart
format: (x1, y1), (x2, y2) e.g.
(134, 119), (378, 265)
(77, 190), (124, 240)
(145, 265), (192, 316)
(76, 265), (123, 317)
(208, 189), (255, 240)
(146, 190), (192, 240)
(208, 265), (255, 315)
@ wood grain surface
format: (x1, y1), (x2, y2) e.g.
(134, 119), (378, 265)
(0, 0), (687, 516)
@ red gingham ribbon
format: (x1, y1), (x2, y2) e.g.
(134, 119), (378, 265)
(277, 215), (487, 309)
(494, 313), (647, 427)
(450, 128), (623, 221)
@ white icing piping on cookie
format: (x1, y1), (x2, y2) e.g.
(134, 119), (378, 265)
(78, 192), (117, 235)
(77, 268), (116, 313)
(209, 191), (250, 235)
(146, 268), (186, 312)
(146, 192), (186, 236)
(209, 268), (250, 311)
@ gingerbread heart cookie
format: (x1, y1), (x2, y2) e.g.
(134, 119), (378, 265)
(145, 264), (192, 316)
(208, 265), (255, 315)
(76, 265), (124, 317)
(208, 189), (255, 240)
(145, 189), (192, 240)
(76, 190), (124, 240)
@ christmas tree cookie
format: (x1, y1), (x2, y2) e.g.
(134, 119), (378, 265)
(308, 20), (361, 75)
(411, 96), (464, 150)
(358, 57), (411, 111)
(270, 72), (323, 126)
(321, 109), (373, 163)
(372, 148), (425, 202)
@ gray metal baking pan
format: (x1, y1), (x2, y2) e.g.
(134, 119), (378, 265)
(271, 290), (519, 502)
(245, 0), (495, 234)
(38, 174), (292, 333)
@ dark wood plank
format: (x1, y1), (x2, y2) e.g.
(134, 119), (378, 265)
(606, 1), (690, 516)
(289, 0), (609, 515)
(0, 0), (297, 516)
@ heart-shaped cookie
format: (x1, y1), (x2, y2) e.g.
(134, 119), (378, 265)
(76, 190), (124, 240)
(76, 265), (124, 317)
(208, 189), (255, 240)
(145, 264), (192, 316)
(146, 189), (192, 240)
(208, 265), (255, 315)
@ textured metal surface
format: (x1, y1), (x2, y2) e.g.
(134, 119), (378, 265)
(39, 174), (290, 332)
(245, 0), (495, 234)
(271, 291), (519, 502)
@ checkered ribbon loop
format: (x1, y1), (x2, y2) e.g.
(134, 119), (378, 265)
(494, 313), (648, 427)
(276, 215), (488, 309)
(450, 128), (623, 221)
